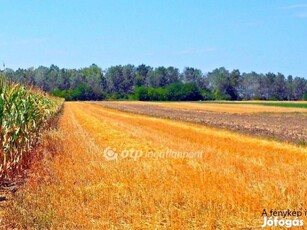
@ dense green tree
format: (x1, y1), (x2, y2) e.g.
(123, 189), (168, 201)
(81, 64), (104, 98)
(5, 64), (307, 101)
(208, 67), (239, 100)
(181, 67), (208, 90)
(286, 75), (294, 100)
(273, 73), (287, 100)
(293, 77), (307, 100)
(122, 65), (136, 94)
(134, 83), (203, 101)
(240, 72), (262, 99)
(135, 64), (152, 87)
(134, 86), (150, 101)
(146, 67), (168, 87)
(166, 67), (180, 85)
(105, 66), (125, 95)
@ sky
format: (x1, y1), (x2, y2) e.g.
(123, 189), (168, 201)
(0, 0), (307, 77)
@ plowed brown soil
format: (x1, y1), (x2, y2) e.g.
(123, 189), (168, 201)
(94, 101), (307, 144)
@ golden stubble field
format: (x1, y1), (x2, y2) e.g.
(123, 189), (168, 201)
(4, 102), (307, 229)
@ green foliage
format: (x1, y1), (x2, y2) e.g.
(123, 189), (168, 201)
(208, 68), (239, 100)
(51, 88), (66, 98)
(51, 84), (104, 101)
(134, 86), (149, 101)
(148, 87), (167, 101)
(6, 64), (307, 101)
(0, 74), (63, 179)
(134, 83), (203, 101)
(303, 93), (307, 101)
(213, 89), (231, 100)
(268, 96), (279, 101)
(201, 90), (215, 100)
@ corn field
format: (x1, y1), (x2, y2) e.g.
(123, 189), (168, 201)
(0, 72), (63, 180)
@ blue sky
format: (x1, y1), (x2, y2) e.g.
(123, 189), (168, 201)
(0, 0), (307, 77)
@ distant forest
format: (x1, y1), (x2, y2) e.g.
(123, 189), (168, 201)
(3, 64), (307, 101)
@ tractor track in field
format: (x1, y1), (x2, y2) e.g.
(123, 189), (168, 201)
(93, 102), (307, 145)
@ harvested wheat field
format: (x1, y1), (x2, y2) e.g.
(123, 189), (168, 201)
(96, 101), (307, 145)
(3, 102), (307, 229)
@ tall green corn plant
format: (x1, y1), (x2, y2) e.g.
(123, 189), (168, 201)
(0, 72), (63, 180)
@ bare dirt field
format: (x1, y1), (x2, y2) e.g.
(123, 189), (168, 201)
(94, 101), (307, 145)
(149, 101), (307, 113)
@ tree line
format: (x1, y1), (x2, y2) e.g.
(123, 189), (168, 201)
(4, 64), (307, 101)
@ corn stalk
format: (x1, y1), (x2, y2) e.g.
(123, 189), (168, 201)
(0, 72), (63, 180)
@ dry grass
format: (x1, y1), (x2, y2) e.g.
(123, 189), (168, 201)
(4, 102), (307, 229)
(111, 101), (307, 114)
